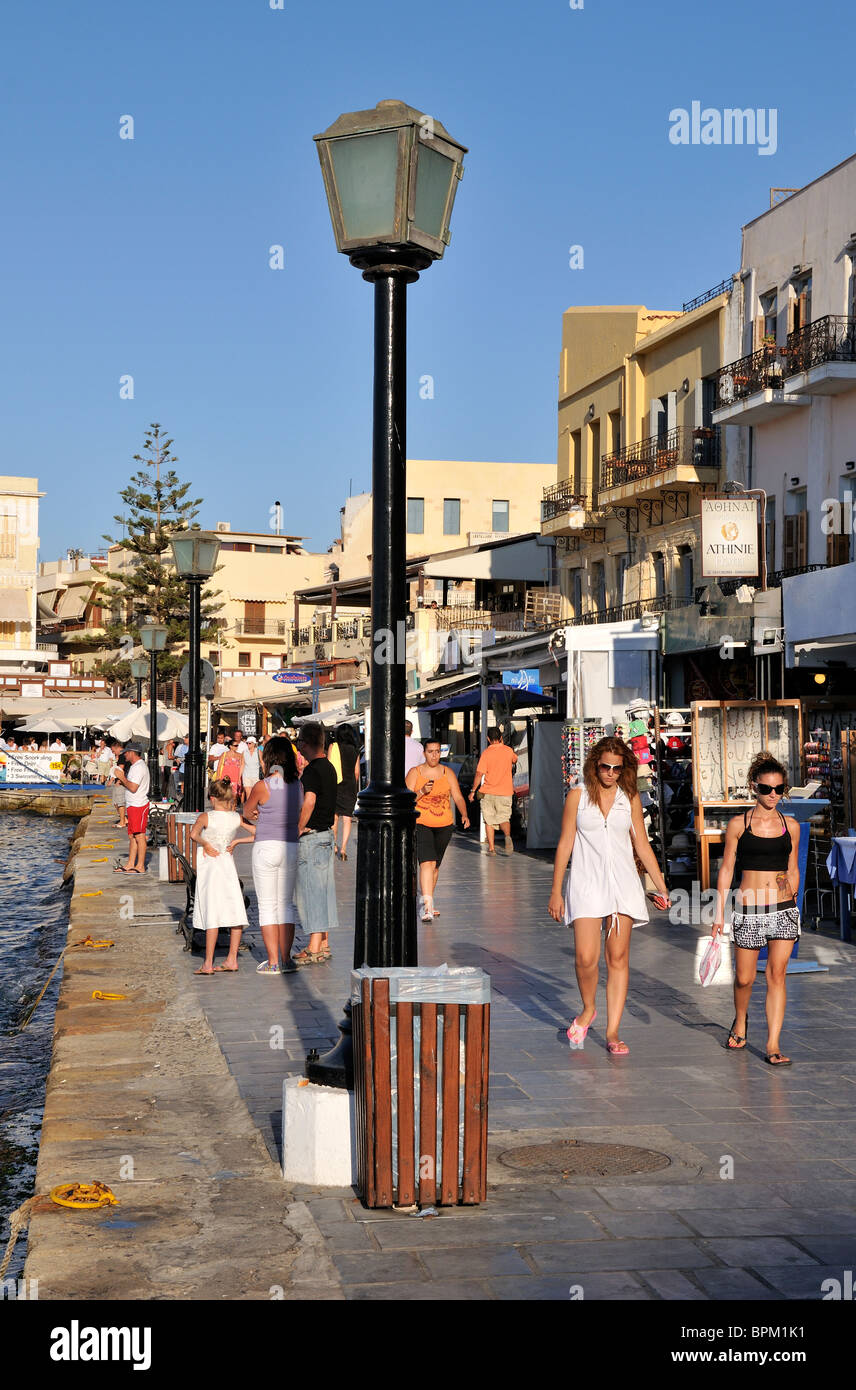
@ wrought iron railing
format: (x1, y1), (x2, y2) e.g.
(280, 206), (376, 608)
(541, 480), (589, 523)
(570, 595), (694, 626)
(782, 315), (856, 377)
(714, 342), (793, 407)
(694, 565), (825, 601)
(683, 278), (733, 314)
(599, 426), (721, 492)
(768, 563), (825, 587)
(234, 619), (288, 636)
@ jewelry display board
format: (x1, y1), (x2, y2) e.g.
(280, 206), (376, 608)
(691, 700), (803, 888)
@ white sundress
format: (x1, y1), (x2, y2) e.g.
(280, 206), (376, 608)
(563, 785), (648, 935)
(192, 810), (249, 932)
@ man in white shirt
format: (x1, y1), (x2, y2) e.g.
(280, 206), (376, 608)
(404, 720), (425, 778)
(49, 737), (66, 752)
(112, 742), (151, 874)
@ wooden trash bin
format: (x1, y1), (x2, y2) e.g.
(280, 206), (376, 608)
(352, 967), (490, 1209)
(166, 811), (198, 882)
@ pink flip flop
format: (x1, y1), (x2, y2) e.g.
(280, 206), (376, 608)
(567, 1009), (596, 1049)
(607, 1040), (630, 1056)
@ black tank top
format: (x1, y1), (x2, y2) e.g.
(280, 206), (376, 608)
(735, 807), (790, 872)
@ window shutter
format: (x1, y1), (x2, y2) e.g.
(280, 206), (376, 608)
(754, 315), (765, 349)
(798, 292), (808, 330)
(797, 510), (807, 566)
(783, 515), (798, 570)
(827, 531), (849, 567)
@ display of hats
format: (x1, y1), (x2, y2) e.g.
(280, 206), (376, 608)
(670, 832), (693, 848)
(628, 718), (648, 738)
(635, 747), (654, 764)
(626, 699), (650, 715)
(629, 733), (649, 750)
(665, 711), (686, 728)
(666, 736), (686, 751)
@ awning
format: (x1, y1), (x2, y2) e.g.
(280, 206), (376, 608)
(421, 683), (556, 713)
(37, 595), (59, 621)
(56, 589), (90, 620)
(0, 588), (31, 621)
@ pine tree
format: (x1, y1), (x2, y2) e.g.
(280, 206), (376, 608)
(97, 424), (222, 683)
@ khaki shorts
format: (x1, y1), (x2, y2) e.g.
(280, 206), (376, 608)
(480, 793), (512, 827)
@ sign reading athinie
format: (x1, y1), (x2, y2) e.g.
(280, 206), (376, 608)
(700, 496), (760, 579)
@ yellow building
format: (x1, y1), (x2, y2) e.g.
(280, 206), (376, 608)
(334, 459), (555, 580)
(0, 476), (44, 664)
(544, 294), (729, 619)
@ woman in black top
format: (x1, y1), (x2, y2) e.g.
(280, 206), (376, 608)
(712, 752), (800, 1065)
(333, 726), (360, 861)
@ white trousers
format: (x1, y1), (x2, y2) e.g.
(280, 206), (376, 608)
(252, 840), (299, 927)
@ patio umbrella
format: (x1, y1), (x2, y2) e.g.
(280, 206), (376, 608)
(13, 714), (79, 734)
(107, 701), (189, 744)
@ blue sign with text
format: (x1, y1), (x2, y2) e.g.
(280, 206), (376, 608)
(501, 668), (542, 693)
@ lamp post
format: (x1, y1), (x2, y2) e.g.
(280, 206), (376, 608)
(139, 621), (168, 793)
(129, 657), (147, 709)
(168, 531), (221, 813)
(309, 100), (466, 1086)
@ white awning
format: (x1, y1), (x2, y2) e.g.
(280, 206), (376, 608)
(0, 588), (31, 622)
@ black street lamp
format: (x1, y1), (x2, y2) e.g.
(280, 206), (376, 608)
(168, 531), (220, 813)
(308, 100), (466, 1086)
(139, 622), (168, 793)
(130, 657), (147, 709)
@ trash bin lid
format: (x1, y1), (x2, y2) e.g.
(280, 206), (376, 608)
(351, 964), (491, 1004)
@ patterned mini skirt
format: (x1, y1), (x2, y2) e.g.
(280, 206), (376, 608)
(731, 902), (801, 950)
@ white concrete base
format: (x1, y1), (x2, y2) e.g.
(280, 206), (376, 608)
(158, 846), (170, 881)
(282, 1075), (357, 1186)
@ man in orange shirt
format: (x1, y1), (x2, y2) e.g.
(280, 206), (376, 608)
(469, 726), (518, 856)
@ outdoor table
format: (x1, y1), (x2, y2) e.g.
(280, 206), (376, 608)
(825, 837), (856, 943)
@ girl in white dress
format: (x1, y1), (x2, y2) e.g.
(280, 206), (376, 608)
(190, 779), (255, 975)
(548, 737), (670, 1056)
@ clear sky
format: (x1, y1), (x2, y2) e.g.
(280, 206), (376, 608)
(2, 0), (852, 561)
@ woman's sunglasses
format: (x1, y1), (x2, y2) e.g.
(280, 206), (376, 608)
(755, 781), (785, 796)
(598, 762), (622, 774)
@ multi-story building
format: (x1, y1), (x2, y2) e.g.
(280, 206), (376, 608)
(712, 153), (856, 693)
(37, 553), (110, 667)
(0, 476), (45, 669)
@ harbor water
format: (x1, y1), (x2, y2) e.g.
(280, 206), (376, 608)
(0, 812), (73, 1279)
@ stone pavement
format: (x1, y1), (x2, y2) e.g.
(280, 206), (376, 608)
(174, 830), (856, 1302)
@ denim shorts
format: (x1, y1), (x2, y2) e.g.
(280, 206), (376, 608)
(295, 830), (339, 934)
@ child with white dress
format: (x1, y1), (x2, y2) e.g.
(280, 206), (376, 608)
(190, 779), (255, 975)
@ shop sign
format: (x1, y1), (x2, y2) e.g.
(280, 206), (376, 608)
(700, 497), (760, 578)
(501, 668), (543, 693)
(0, 751), (63, 784)
(237, 708), (258, 738)
(273, 670), (310, 684)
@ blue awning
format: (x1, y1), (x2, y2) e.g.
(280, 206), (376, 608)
(421, 683), (556, 713)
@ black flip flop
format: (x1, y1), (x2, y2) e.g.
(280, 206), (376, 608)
(765, 1052), (792, 1067)
(725, 1016), (749, 1050)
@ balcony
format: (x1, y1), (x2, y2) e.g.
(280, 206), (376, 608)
(234, 619), (289, 637)
(694, 564), (824, 601)
(597, 426), (721, 504)
(712, 341), (810, 425)
(540, 481), (593, 536)
(780, 315), (856, 395)
(570, 595), (694, 627)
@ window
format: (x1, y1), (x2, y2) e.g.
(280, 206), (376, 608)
(764, 498), (776, 573)
(616, 554), (629, 605)
(208, 650), (219, 666)
(219, 541), (251, 552)
(608, 410), (621, 456)
(571, 430), (582, 493)
(830, 475), (856, 566)
(783, 489), (807, 570)
(849, 256), (856, 321)
(244, 601), (265, 634)
(791, 274), (812, 334)
(571, 570), (583, 616)
(591, 561), (606, 612)
(677, 544), (694, 601)
(589, 420), (600, 496)
(759, 290), (777, 345)
(652, 551), (666, 598)
(443, 498), (461, 535)
(407, 497), (424, 534)
(238, 651), (251, 668)
(253, 544), (283, 554)
(492, 499), (509, 533)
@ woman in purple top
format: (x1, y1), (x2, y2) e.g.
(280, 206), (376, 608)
(242, 736), (303, 975)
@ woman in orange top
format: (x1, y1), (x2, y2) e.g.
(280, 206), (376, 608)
(406, 738), (469, 923)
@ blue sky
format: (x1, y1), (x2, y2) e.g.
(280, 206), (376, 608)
(1, 0), (852, 560)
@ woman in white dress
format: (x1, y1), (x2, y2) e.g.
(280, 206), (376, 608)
(190, 779), (254, 975)
(548, 737), (670, 1056)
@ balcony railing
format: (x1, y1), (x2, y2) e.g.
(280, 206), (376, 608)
(541, 480), (589, 523)
(234, 619), (289, 636)
(714, 343), (791, 407)
(570, 595), (694, 627)
(232, 616), (373, 645)
(782, 315), (856, 377)
(599, 426), (721, 493)
(694, 564), (825, 601)
(682, 278), (733, 314)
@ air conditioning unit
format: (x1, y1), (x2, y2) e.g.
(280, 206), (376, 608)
(216, 522), (231, 533)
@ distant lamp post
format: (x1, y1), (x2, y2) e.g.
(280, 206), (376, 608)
(310, 100), (466, 1086)
(139, 621), (168, 792)
(129, 657), (148, 709)
(168, 531), (220, 812)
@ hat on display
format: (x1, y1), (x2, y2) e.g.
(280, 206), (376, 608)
(666, 736), (685, 751)
(629, 733), (649, 749)
(665, 712), (685, 728)
(635, 747), (654, 764)
(671, 832), (692, 848)
(626, 699), (650, 715)
(628, 718), (648, 739)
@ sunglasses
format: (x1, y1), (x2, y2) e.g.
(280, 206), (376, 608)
(755, 782), (785, 796)
(598, 763), (622, 773)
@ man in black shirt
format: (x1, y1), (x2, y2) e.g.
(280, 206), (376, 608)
(294, 722), (339, 963)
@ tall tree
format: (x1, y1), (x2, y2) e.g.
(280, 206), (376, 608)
(98, 424), (222, 683)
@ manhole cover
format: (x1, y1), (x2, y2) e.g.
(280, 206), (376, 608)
(498, 1139), (671, 1178)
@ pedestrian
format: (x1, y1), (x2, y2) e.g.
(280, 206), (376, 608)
(243, 736), (303, 975)
(49, 736), (66, 753)
(216, 734), (244, 804)
(107, 740), (127, 829)
(333, 725), (360, 861)
(189, 778), (252, 976)
(548, 736), (670, 1056)
(207, 729), (228, 779)
(468, 725), (518, 856)
(112, 741), (150, 875)
(403, 719), (424, 777)
(405, 738), (470, 923)
(712, 752), (801, 1066)
(242, 735), (261, 798)
(95, 737), (113, 784)
(294, 721), (338, 965)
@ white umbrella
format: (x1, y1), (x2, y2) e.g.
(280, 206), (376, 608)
(14, 714), (78, 734)
(107, 701), (189, 744)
